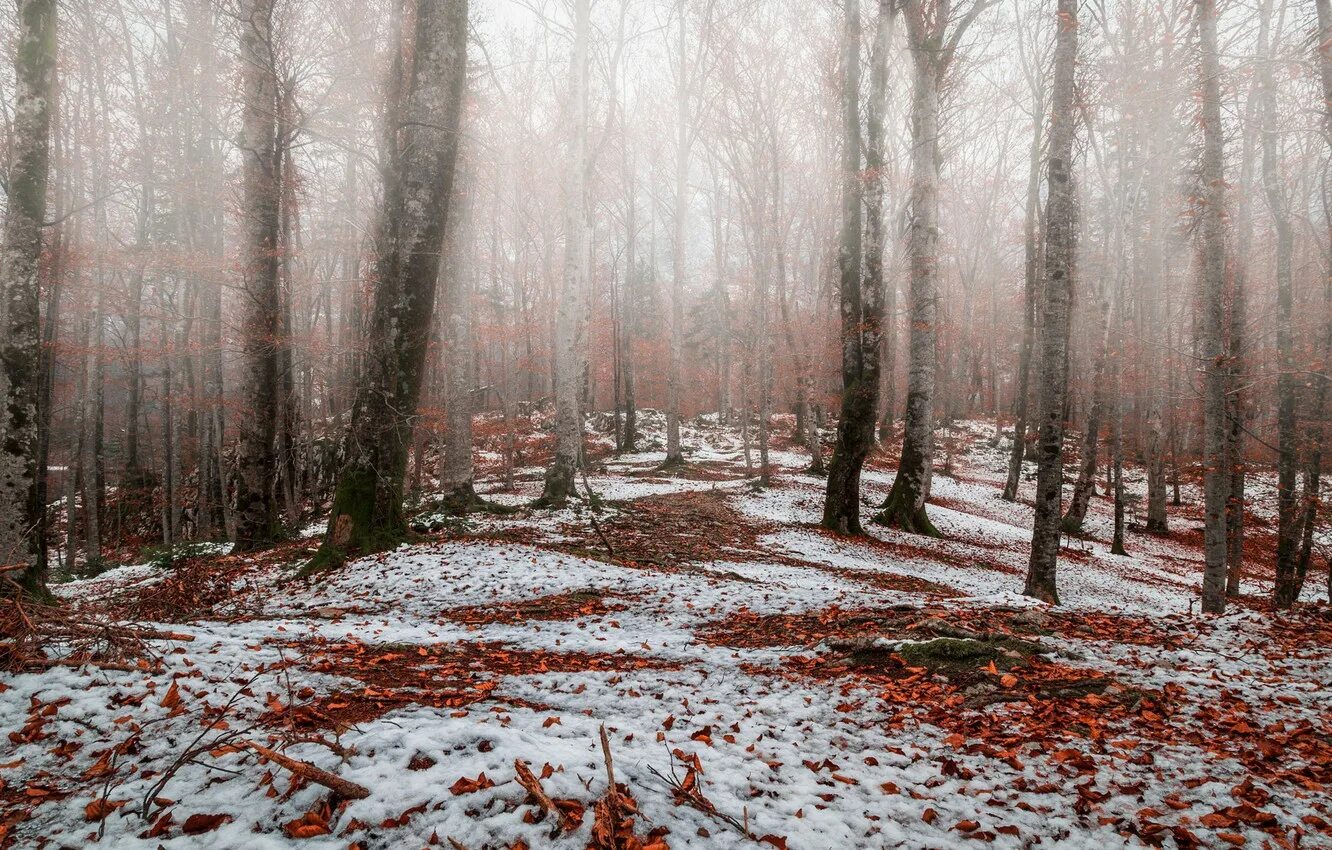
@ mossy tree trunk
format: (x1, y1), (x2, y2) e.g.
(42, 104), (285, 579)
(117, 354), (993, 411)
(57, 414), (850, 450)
(318, 0), (468, 565)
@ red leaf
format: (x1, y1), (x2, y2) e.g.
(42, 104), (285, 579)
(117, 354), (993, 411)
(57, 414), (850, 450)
(181, 813), (231, 835)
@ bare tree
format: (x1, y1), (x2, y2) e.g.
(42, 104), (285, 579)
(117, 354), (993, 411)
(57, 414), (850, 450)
(317, 0), (468, 561)
(0, 0), (57, 596)
(539, 0), (592, 506)
(1196, 0), (1230, 614)
(875, 0), (992, 535)
(232, 0), (283, 552)
(1023, 0), (1077, 604)
(823, 0), (894, 535)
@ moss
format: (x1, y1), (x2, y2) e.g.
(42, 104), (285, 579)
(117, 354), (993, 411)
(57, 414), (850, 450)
(303, 464), (408, 576)
(534, 455), (578, 508)
(892, 636), (1045, 674)
(873, 481), (941, 537)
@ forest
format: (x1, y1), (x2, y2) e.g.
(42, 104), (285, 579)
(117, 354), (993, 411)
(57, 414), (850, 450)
(0, 0), (1329, 847)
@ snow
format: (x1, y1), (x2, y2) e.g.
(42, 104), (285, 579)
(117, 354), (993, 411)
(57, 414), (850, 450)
(7, 414), (1330, 848)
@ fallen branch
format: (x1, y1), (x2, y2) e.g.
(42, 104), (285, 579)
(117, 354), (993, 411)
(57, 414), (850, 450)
(514, 759), (578, 833)
(242, 740), (369, 800)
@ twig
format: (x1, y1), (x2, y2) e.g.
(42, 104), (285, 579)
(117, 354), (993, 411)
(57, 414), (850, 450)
(514, 759), (577, 833)
(599, 725), (619, 847)
(241, 741), (370, 800)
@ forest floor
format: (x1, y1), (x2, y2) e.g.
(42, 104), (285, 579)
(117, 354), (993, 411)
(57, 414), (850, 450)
(2, 414), (1331, 849)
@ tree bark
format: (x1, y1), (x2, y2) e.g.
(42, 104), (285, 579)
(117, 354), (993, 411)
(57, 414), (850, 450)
(539, 0), (591, 506)
(823, 0), (890, 535)
(876, 1), (943, 536)
(0, 0), (57, 596)
(1197, 0), (1231, 614)
(1004, 102), (1044, 502)
(1024, 0), (1078, 605)
(1259, 0), (1300, 608)
(318, 0), (468, 562)
(232, 0), (282, 552)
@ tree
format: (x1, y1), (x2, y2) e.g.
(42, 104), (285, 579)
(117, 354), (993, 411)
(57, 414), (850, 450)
(233, 0), (283, 552)
(317, 0), (469, 562)
(1002, 0), (1047, 503)
(539, 0), (592, 507)
(874, 0), (991, 535)
(1022, 0), (1077, 604)
(1310, 0), (1332, 603)
(823, 0), (893, 535)
(1260, 0), (1299, 609)
(1196, 0), (1230, 614)
(0, 0), (58, 597)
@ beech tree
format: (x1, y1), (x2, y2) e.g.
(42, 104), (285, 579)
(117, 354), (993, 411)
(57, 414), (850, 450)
(1196, 0), (1229, 614)
(0, 0), (57, 597)
(874, 0), (991, 535)
(318, 0), (468, 561)
(822, 0), (893, 535)
(233, 0), (283, 552)
(539, 0), (592, 507)
(1022, 0), (1077, 604)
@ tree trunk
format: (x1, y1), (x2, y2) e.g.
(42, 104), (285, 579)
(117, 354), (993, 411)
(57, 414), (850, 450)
(1024, 0), (1078, 605)
(1304, 0), (1332, 601)
(1260, 0), (1300, 608)
(439, 178), (484, 512)
(318, 0), (469, 562)
(1197, 0), (1231, 614)
(0, 0), (57, 597)
(665, 6), (689, 468)
(1063, 299), (1111, 534)
(233, 0), (282, 552)
(1003, 109), (1043, 503)
(823, 0), (889, 535)
(539, 0), (590, 507)
(876, 18), (941, 537)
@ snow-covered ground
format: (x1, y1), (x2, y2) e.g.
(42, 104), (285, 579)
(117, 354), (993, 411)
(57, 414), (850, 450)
(4, 415), (1329, 849)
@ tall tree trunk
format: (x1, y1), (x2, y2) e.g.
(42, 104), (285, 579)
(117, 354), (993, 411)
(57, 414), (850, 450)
(1063, 299), (1111, 534)
(876, 10), (941, 536)
(1004, 108), (1044, 502)
(1024, 0), (1078, 605)
(1260, 0), (1300, 608)
(318, 0), (469, 561)
(1197, 0), (1231, 614)
(233, 0), (282, 552)
(824, 0), (890, 535)
(1225, 90), (1260, 590)
(0, 0), (56, 596)
(665, 5), (689, 468)
(1305, 0), (1332, 600)
(439, 177), (485, 512)
(539, 0), (590, 506)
